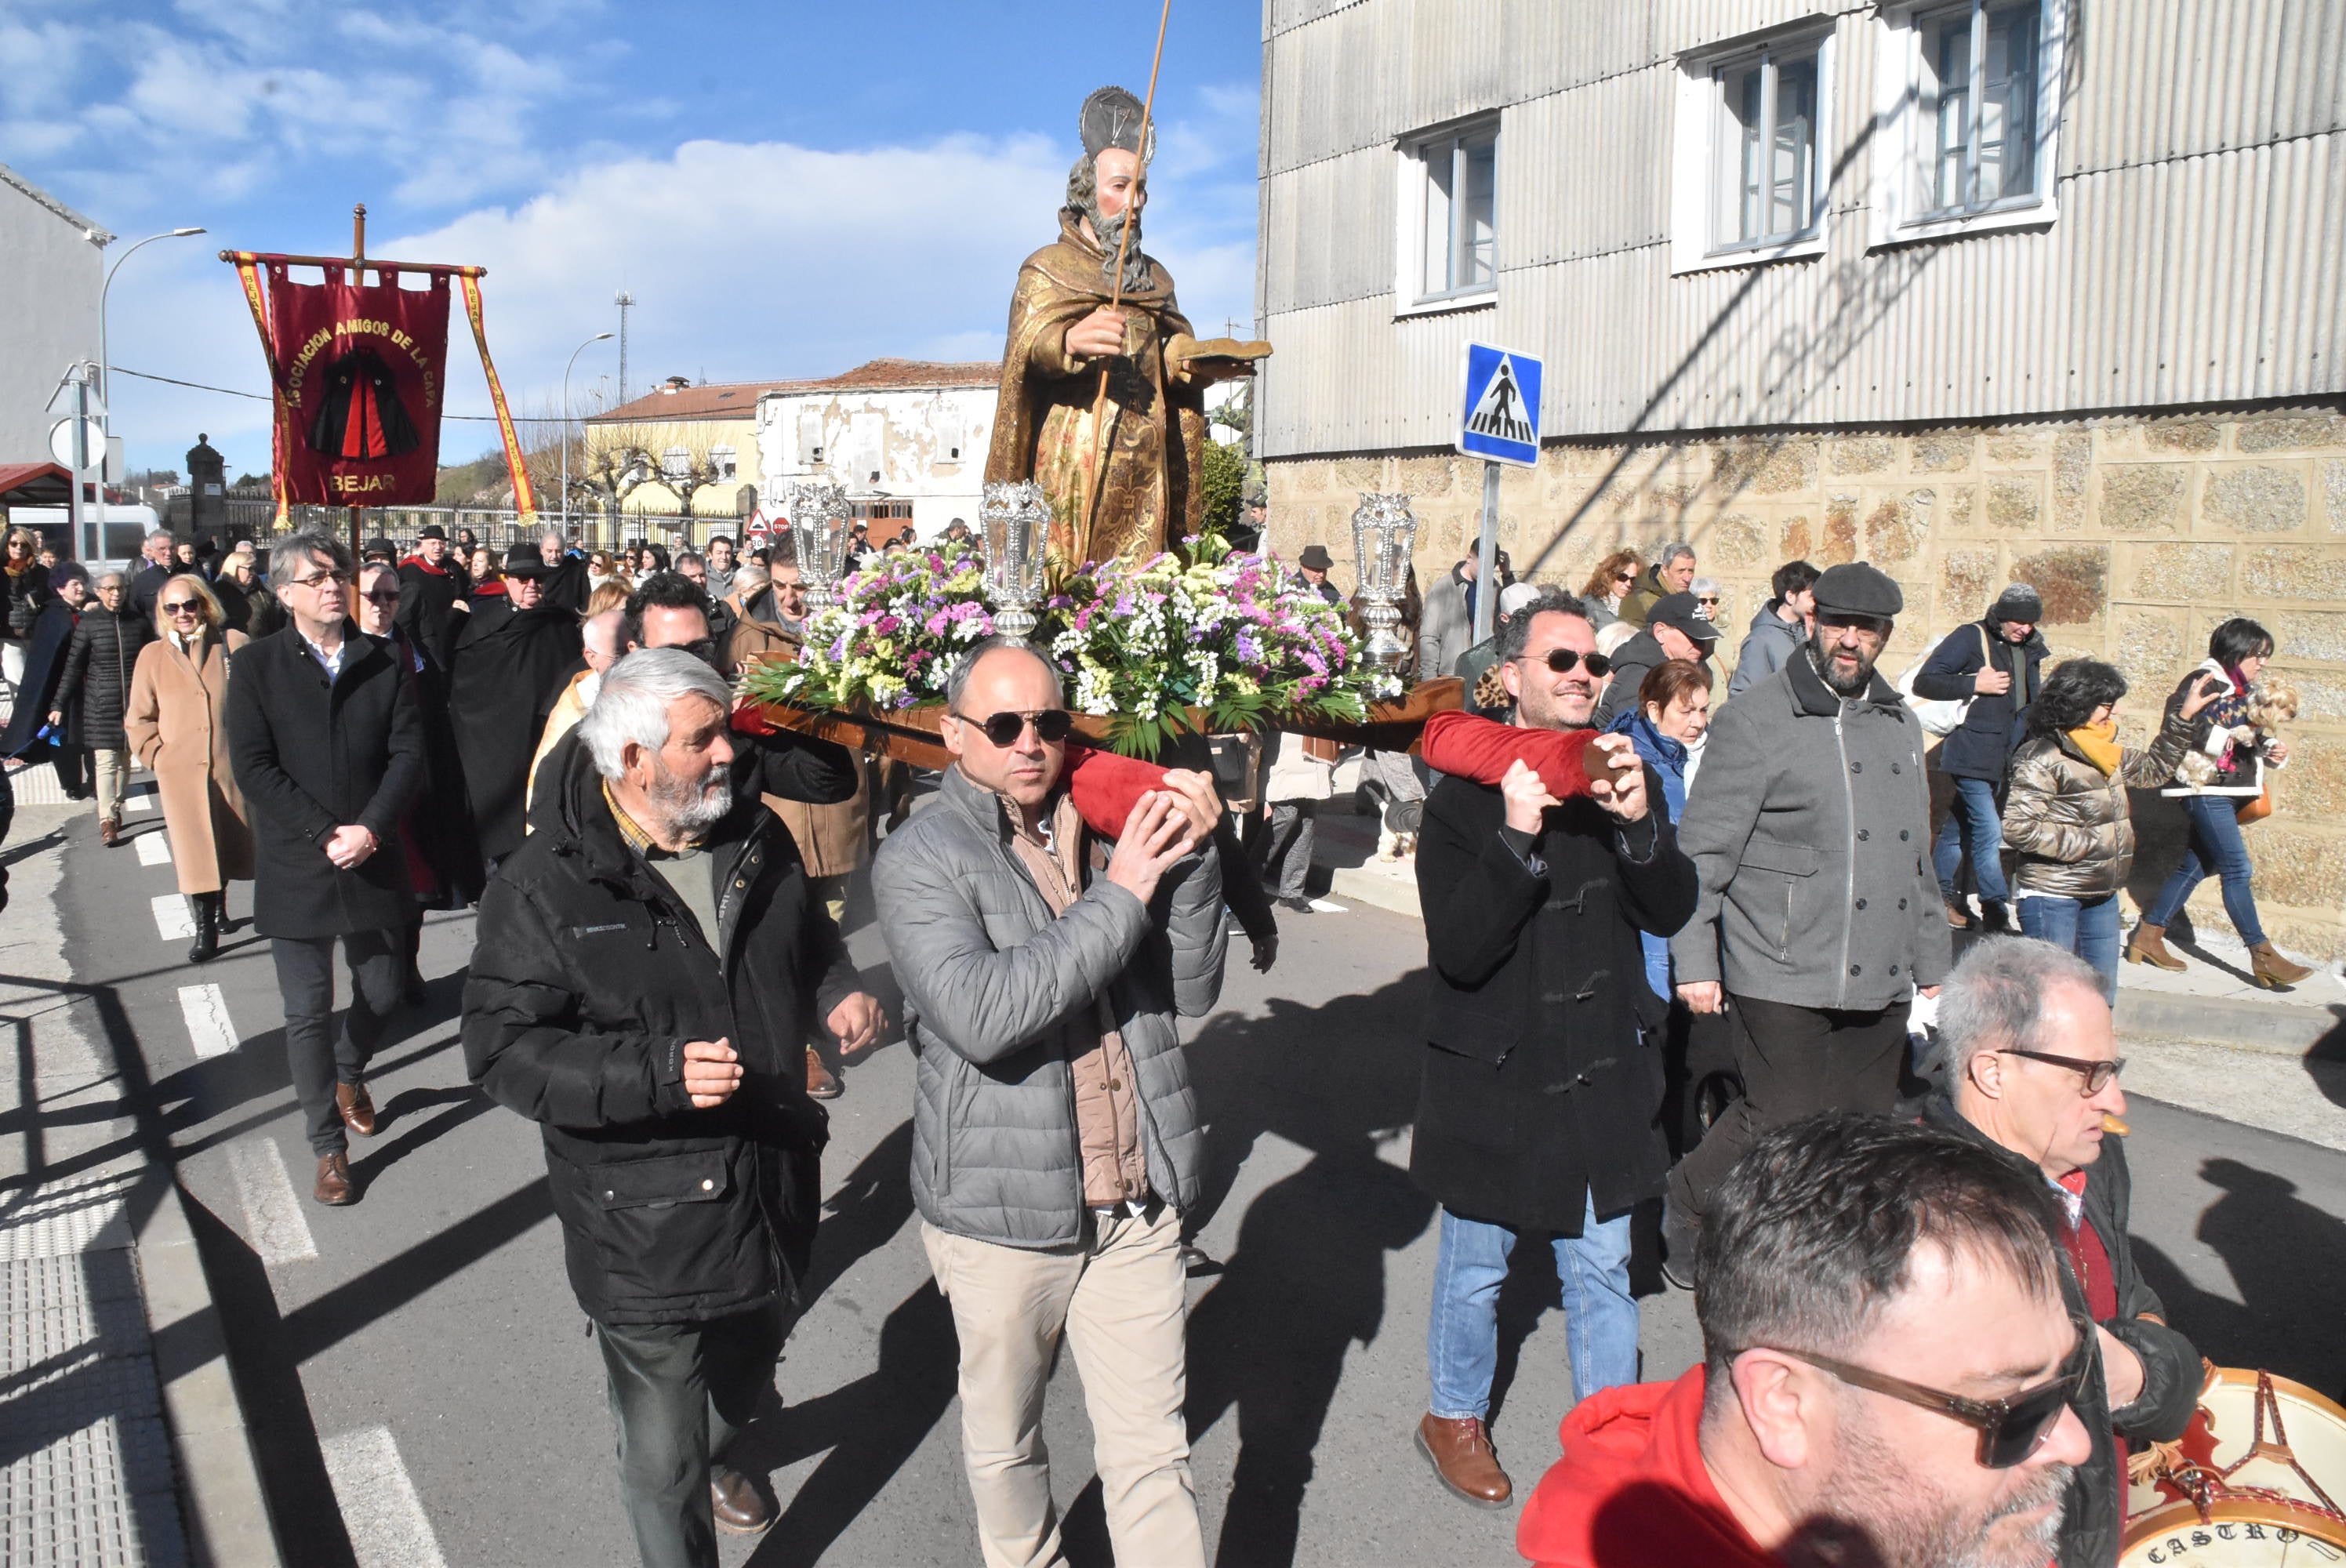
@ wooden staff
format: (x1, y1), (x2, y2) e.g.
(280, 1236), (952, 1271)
(348, 203), (367, 559)
(1073, 0), (1173, 563)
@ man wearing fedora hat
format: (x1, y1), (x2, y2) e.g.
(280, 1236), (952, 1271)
(448, 542), (585, 869)
(395, 524), (463, 656)
(1293, 543), (1342, 605)
(1662, 562), (1950, 1276)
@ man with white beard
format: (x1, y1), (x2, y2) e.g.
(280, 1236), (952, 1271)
(1518, 1111), (2092, 1568)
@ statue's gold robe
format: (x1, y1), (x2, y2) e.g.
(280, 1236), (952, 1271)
(985, 211), (1208, 566)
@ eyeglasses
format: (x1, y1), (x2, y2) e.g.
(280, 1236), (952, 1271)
(361, 589), (402, 606)
(161, 600), (202, 615)
(2000, 1048), (2126, 1095)
(290, 571), (350, 590)
(1515, 648), (1611, 677)
(957, 708), (1073, 747)
(1767, 1327), (2087, 1468)
(1697, 596), (1721, 607)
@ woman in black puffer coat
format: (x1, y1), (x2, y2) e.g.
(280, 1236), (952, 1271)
(50, 572), (154, 844)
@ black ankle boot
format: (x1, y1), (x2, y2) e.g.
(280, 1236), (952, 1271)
(187, 892), (220, 964)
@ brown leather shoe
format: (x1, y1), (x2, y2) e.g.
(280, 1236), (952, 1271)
(2251, 941), (2315, 990)
(805, 1047), (841, 1101)
(1416, 1413), (1511, 1508)
(710, 1465), (772, 1535)
(99, 817), (119, 848)
(314, 1152), (354, 1206)
(1942, 895), (1973, 930)
(336, 1080), (378, 1137)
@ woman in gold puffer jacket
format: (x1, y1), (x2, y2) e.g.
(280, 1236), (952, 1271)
(2002, 658), (2221, 1003)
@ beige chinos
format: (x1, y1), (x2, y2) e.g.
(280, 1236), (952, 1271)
(922, 1207), (1203, 1568)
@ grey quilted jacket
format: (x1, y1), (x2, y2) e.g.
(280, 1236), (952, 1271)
(872, 765), (1227, 1249)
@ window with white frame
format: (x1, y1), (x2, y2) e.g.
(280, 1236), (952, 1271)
(661, 445), (691, 479)
(1671, 29), (1834, 274)
(710, 444), (738, 481)
(1872, 0), (2062, 244)
(1396, 119), (1498, 310)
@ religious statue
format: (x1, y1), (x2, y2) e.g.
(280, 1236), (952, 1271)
(985, 86), (1266, 567)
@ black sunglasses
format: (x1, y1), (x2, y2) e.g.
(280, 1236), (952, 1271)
(958, 709), (1073, 747)
(2000, 1048), (2126, 1095)
(160, 600), (202, 615)
(1516, 648), (1611, 677)
(1769, 1326), (2087, 1469)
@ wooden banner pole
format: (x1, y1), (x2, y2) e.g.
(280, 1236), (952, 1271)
(347, 204), (368, 558)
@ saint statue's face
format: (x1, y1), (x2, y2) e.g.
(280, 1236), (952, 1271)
(1095, 148), (1147, 220)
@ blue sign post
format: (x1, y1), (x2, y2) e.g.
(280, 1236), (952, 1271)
(1456, 343), (1544, 639)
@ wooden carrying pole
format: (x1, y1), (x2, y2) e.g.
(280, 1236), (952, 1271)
(348, 204), (365, 554)
(1073, 0), (1174, 561)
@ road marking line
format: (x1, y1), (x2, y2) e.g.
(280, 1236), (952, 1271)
(176, 984), (238, 1060)
(151, 894), (193, 941)
(223, 1137), (318, 1266)
(124, 788), (153, 811)
(321, 1425), (448, 1568)
(136, 829), (172, 866)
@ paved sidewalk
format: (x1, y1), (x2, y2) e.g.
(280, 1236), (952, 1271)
(0, 789), (279, 1565)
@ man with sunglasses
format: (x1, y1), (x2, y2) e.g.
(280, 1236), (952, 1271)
(1410, 590), (1697, 1509)
(1665, 562), (1950, 1279)
(873, 637), (1228, 1568)
(1924, 936), (2201, 1567)
(1520, 1110), (2093, 1568)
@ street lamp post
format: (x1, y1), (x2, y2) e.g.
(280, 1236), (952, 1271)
(95, 227), (205, 561)
(562, 332), (616, 541)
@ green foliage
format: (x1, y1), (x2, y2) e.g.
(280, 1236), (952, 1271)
(1199, 438), (1247, 539)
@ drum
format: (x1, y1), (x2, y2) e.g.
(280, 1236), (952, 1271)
(2120, 1364), (2346, 1563)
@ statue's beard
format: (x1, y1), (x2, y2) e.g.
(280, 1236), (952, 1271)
(1088, 205), (1153, 294)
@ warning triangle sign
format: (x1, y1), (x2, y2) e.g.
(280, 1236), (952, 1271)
(1465, 355), (1534, 447)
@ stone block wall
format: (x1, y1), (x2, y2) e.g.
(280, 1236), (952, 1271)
(1265, 404), (2346, 958)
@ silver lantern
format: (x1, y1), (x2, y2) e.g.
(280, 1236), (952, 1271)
(981, 479), (1051, 641)
(787, 477), (854, 610)
(1350, 492), (1418, 671)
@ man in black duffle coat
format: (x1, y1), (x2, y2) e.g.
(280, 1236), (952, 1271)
(227, 530), (424, 1207)
(446, 542), (585, 869)
(463, 648), (883, 1567)
(1409, 590), (1698, 1513)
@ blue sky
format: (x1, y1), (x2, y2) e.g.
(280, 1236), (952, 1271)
(2, 0), (1263, 476)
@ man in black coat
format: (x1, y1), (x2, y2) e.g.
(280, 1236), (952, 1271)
(228, 530), (424, 1207)
(1913, 583), (2047, 932)
(394, 523), (463, 656)
(448, 543), (585, 868)
(1410, 590), (1698, 1512)
(464, 648), (881, 1566)
(125, 529), (177, 622)
(537, 528), (590, 617)
(1922, 935), (2200, 1568)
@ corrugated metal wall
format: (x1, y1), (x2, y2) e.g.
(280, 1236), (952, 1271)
(1257, 0), (2346, 456)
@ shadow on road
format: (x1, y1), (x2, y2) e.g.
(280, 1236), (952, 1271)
(2132, 1155), (2346, 1400)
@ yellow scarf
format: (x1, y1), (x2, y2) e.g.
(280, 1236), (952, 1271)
(2068, 720), (2123, 777)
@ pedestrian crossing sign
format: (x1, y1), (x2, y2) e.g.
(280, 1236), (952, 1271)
(1457, 343), (1542, 466)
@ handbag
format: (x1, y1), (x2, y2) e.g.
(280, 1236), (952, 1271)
(2238, 779), (2275, 823)
(1897, 624), (1992, 738)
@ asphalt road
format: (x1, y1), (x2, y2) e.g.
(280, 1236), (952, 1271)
(43, 789), (2346, 1566)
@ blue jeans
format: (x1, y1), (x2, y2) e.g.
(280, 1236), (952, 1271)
(1426, 1196), (1637, 1419)
(2017, 894), (2122, 1006)
(2144, 793), (2266, 946)
(1933, 775), (2010, 903)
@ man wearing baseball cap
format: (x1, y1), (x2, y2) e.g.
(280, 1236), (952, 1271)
(1594, 591), (1716, 728)
(1661, 561), (1949, 1280)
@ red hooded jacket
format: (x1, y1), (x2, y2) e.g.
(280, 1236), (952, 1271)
(1517, 1367), (1778, 1568)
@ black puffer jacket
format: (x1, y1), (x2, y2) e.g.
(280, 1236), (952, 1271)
(463, 723), (861, 1327)
(1, 564), (50, 641)
(1923, 1096), (2200, 1568)
(53, 604), (154, 752)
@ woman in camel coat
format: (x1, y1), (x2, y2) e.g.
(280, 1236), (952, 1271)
(125, 573), (252, 963)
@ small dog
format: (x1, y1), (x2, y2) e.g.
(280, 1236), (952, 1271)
(2174, 678), (2297, 786)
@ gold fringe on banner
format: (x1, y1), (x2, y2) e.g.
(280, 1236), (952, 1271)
(459, 273), (537, 526)
(229, 255), (292, 531)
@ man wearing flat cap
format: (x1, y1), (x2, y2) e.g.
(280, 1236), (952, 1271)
(447, 542), (585, 869)
(1661, 561), (1949, 1276)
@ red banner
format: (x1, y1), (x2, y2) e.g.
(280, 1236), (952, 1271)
(266, 264), (449, 506)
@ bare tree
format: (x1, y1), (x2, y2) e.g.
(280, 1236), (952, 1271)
(576, 426), (661, 532)
(652, 435), (722, 518)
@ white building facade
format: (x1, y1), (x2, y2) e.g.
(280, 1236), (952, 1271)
(0, 163), (108, 466)
(754, 359), (1000, 539)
